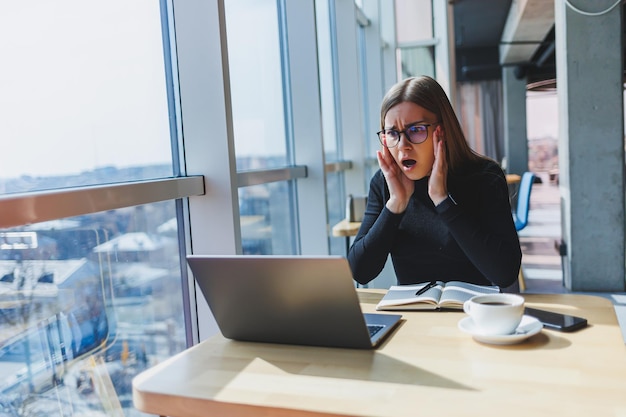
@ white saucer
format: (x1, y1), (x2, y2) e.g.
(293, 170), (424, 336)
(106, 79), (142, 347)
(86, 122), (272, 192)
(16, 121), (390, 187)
(458, 315), (543, 345)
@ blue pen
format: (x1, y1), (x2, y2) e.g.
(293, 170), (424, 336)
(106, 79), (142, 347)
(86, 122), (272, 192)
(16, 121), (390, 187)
(415, 281), (437, 296)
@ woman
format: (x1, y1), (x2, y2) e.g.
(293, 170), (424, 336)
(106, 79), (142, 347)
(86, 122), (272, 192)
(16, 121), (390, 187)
(347, 76), (521, 288)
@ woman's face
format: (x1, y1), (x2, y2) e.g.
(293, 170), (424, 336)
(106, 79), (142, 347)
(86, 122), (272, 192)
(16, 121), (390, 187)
(383, 101), (439, 181)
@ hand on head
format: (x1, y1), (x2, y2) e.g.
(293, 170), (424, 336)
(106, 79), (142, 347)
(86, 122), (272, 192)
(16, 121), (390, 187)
(376, 138), (414, 213)
(428, 125), (448, 205)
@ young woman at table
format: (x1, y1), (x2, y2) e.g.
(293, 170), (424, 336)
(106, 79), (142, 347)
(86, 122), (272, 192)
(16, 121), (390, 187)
(347, 75), (521, 288)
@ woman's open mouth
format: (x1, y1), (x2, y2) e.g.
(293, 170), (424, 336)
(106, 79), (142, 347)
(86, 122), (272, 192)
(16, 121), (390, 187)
(402, 159), (416, 169)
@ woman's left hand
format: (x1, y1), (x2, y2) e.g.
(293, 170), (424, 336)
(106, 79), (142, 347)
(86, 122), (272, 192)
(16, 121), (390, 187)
(428, 125), (448, 205)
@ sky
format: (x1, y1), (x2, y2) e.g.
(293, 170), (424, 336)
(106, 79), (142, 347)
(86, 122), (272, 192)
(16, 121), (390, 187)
(0, 2), (172, 179)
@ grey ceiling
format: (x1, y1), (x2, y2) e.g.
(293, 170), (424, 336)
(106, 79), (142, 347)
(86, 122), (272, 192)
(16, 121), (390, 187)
(452, 0), (556, 84)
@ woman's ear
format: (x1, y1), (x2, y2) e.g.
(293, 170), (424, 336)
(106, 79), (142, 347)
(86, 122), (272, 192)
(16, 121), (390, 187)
(436, 125), (445, 140)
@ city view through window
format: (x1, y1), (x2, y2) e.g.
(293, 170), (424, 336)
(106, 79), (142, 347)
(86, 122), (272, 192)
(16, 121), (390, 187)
(0, 202), (185, 415)
(0, 2), (186, 415)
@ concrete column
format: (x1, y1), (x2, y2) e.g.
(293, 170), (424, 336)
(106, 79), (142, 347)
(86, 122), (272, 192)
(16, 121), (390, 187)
(502, 66), (529, 175)
(555, 0), (625, 291)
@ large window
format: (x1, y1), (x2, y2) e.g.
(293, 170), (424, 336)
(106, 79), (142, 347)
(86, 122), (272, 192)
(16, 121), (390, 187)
(0, 1), (174, 194)
(0, 204), (187, 414)
(315, 0), (346, 256)
(0, 1), (191, 415)
(224, 0), (299, 255)
(225, 0), (288, 169)
(394, 0), (435, 79)
(238, 183), (297, 255)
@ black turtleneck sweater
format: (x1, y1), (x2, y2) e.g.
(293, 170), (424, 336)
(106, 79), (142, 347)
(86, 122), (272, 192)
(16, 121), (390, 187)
(347, 159), (521, 288)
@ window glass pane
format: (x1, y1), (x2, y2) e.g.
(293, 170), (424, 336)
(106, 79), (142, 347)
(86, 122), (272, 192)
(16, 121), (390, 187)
(399, 46), (435, 79)
(395, 0), (433, 43)
(316, 0), (340, 161)
(0, 202), (187, 414)
(0, 2), (173, 195)
(239, 183), (297, 255)
(225, 0), (289, 170)
(327, 172), (347, 256)
(365, 160), (379, 184)
(357, 24), (380, 166)
(318, 0), (370, 258)
(317, 0), (343, 257)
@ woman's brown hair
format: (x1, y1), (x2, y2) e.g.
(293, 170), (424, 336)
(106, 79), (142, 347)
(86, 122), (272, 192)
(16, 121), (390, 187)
(379, 75), (484, 174)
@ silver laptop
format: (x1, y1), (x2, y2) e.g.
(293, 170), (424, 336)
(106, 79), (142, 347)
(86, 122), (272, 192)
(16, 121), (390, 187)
(187, 255), (402, 349)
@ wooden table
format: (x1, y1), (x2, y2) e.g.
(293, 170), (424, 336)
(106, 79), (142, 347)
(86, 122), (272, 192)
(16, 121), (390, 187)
(331, 219), (362, 238)
(133, 291), (626, 417)
(506, 173), (521, 184)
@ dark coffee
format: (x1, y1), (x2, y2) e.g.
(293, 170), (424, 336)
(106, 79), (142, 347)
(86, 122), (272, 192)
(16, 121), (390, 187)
(480, 302), (510, 306)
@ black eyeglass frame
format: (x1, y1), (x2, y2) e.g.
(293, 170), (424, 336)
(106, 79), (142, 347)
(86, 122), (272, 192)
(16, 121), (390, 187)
(376, 122), (441, 148)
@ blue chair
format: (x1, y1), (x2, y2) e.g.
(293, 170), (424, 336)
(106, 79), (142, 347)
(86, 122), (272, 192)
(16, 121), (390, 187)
(513, 171), (535, 291)
(513, 172), (535, 231)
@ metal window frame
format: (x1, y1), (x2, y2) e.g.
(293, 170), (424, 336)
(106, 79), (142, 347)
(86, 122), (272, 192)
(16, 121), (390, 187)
(237, 166), (307, 187)
(0, 176), (204, 230)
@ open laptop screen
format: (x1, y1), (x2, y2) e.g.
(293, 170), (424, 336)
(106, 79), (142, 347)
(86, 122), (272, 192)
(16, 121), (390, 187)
(187, 255), (401, 349)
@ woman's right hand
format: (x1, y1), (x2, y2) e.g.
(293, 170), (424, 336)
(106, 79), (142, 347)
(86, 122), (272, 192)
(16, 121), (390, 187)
(376, 139), (413, 213)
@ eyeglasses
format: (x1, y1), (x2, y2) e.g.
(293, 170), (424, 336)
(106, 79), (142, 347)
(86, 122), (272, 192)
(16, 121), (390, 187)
(377, 122), (440, 148)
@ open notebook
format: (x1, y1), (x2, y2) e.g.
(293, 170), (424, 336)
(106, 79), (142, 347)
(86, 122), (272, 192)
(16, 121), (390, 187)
(187, 255), (402, 349)
(376, 281), (500, 311)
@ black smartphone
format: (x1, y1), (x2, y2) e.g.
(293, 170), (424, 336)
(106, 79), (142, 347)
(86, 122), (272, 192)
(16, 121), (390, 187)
(524, 307), (588, 332)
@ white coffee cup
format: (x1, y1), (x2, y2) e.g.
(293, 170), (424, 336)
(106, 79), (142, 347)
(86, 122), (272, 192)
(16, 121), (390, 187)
(463, 293), (525, 336)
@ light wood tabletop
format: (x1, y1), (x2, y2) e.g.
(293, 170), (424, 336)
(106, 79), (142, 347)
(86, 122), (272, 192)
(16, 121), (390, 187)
(506, 173), (521, 184)
(331, 218), (362, 238)
(133, 291), (626, 417)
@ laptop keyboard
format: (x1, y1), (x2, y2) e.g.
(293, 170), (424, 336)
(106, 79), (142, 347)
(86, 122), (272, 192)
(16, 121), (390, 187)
(367, 324), (385, 337)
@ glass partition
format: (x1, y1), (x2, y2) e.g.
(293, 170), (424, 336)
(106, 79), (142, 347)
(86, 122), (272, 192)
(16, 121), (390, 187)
(239, 182), (297, 255)
(0, 202), (186, 414)
(224, 0), (289, 170)
(394, 0), (436, 81)
(398, 46), (435, 79)
(225, 0), (301, 255)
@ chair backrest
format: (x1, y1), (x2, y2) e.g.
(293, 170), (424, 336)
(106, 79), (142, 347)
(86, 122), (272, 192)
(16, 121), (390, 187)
(513, 172), (535, 231)
(346, 194), (368, 222)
